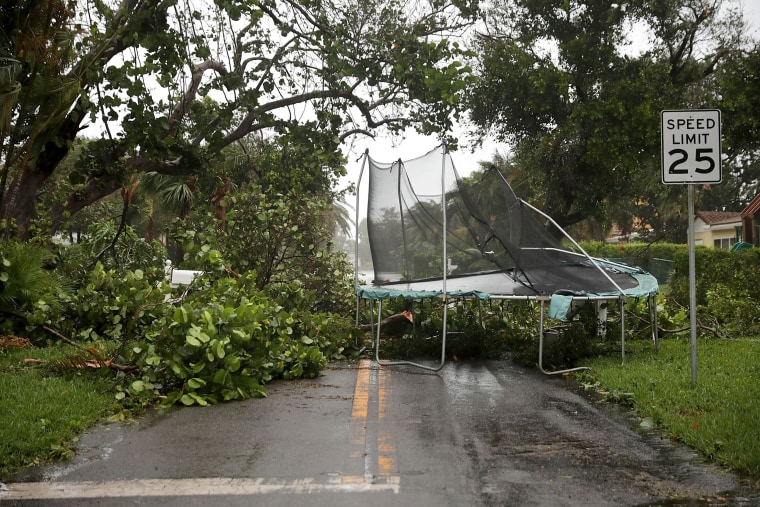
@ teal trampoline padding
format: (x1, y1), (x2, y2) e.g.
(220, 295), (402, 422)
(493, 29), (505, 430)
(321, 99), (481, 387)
(578, 271), (659, 299)
(591, 261), (659, 298)
(548, 294), (573, 319)
(356, 264), (658, 301)
(628, 272), (659, 297)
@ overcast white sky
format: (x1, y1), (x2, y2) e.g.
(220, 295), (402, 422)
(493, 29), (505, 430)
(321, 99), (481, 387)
(743, 0), (760, 29)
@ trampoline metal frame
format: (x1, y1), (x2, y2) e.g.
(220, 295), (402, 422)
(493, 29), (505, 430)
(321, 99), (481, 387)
(361, 290), (659, 375)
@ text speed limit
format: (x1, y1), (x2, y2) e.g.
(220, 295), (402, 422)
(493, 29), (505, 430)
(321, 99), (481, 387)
(661, 110), (722, 184)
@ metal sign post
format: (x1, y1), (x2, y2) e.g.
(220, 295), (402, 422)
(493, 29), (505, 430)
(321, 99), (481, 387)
(687, 184), (698, 387)
(661, 109), (722, 387)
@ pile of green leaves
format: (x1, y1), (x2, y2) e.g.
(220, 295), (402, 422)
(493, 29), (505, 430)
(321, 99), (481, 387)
(168, 184), (355, 315)
(366, 297), (607, 368)
(122, 273), (352, 407)
(369, 298), (534, 361)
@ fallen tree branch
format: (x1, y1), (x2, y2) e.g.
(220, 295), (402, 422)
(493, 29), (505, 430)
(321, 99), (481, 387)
(358, 311), (413, 331)
(42, 325), (86, 349)
(42, 325), (139, 372)
(656, 320), (730, 339)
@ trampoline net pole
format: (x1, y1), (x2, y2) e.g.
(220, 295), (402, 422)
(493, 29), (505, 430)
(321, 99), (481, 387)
(440, 144), (448, 368)
(354, 150), (368, 328)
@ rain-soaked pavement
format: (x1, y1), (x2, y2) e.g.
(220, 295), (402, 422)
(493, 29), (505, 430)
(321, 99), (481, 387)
(2, 359), (759, 506)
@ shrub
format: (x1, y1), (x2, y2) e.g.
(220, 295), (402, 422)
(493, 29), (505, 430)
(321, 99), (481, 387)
(55, 221), (168, 278)
(584, 242), (760, 339)
(168, 184), (355, 315)
(0, 241), (66, 337)
(668, 247), (760, 307)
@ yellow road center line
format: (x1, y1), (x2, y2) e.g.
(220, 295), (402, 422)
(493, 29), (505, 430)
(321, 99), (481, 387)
(345, 359), (399, 484)
(378, 365), (398, 477)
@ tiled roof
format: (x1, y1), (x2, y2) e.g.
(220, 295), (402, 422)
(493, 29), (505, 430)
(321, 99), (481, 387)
(695, 210), (742, 225)
(741, 194), (760, 217)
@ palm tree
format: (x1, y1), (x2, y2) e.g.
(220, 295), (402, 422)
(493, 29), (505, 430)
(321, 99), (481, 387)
(135, 172), (196, 261)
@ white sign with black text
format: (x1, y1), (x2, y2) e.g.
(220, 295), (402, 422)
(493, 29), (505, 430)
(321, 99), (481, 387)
(661, 109), (722, 184)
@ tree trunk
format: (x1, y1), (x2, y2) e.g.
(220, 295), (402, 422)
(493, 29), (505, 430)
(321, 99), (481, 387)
(212, 174), (231, 230)
(1, 100), (85, 238)
(0, 167), (47, 237)
(47, 177), (123, 234)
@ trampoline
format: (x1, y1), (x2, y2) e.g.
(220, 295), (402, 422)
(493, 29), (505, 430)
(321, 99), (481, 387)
(353, 145), (659, 372)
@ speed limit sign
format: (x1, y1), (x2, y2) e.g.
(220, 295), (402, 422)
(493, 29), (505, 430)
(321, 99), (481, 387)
(661, 110), (722, 184)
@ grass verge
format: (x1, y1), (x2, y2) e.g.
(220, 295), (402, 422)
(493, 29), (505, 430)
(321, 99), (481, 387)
(0, 342), (118, 480)
(579, 336), (760, 481)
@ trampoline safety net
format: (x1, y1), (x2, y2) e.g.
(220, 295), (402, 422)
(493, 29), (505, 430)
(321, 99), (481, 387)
(361, 145), (657, 299)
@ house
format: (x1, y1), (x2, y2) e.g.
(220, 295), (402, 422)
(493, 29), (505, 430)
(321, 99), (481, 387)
(741, 194), (760, 246)
(694, 211), (742, 249)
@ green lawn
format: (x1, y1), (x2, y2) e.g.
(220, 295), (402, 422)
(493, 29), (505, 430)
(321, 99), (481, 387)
(0, 344), (117, 479)
(581, 336), (760, 481)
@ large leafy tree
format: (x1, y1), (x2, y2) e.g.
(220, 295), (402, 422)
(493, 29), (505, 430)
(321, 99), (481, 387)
(0, 0), (478, 239)
(697, 41), (760, 212)
(467, 0), (755, 238)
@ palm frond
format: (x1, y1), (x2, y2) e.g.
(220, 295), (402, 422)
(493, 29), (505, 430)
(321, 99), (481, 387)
(0, 242), (63, 310)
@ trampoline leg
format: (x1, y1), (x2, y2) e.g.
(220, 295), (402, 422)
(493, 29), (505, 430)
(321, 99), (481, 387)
(538, 301), (545, 369)
(620, 297), (626, 365)
(374, 299), (383, 359)
(374, 298), (447, 373)
(355, 291), (360, 328)
(368, 299), (376, 350)
(538, 300), (590, 376)
(412, 300), (417, 333)
(650, 293), (659, 354)
(596, 301), (607, 338)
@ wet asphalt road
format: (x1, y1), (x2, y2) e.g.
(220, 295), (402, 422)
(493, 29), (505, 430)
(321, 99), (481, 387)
(2, 359), (759, 506)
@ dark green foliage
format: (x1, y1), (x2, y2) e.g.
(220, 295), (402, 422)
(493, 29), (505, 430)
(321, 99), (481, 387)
(668, 246), (760, 304)
(569, 241), (760, 339)
(367, 295), (631, 371)
(35, 261), (169, 343)
(369, 297), (529, 361)
(467, 1), (756, 239)
(0, 240), (65, 335)
(27, 223), (171, 344)
(1, 0), (478, 238)
(55, 221), (168, 277)
(579, 241), (683, 265)
(534, 304), (610, 371)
